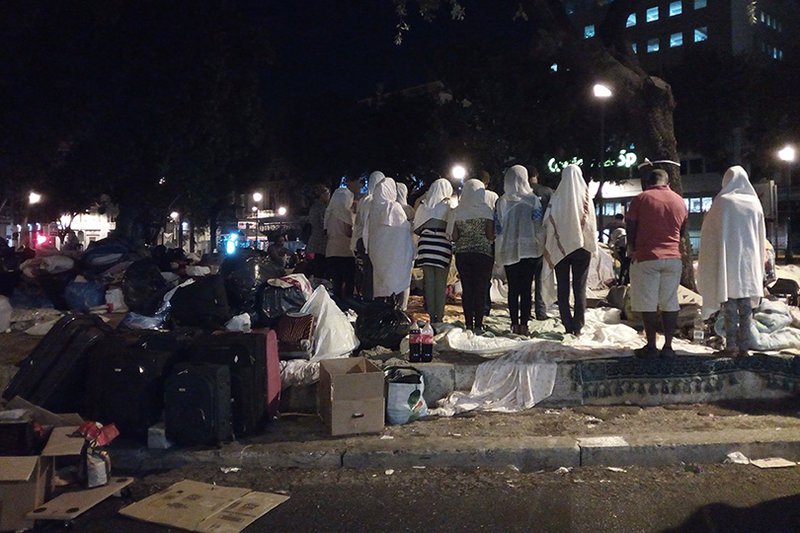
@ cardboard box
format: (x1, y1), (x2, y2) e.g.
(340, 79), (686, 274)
(318, 357), (385, 436)
(0, 426), (84, 531)
(120, 479), (288, 533)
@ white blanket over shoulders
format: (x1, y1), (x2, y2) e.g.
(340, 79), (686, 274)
(698, 166), (766, 318)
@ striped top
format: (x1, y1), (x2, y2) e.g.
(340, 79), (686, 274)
(416, 226), (452, 269)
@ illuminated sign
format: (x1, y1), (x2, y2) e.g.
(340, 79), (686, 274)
(547, 149), (638, 173)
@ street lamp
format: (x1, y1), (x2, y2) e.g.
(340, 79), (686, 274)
(277, 206), (287, 216)
(593, 83), (613, 240)
(777, 144), (796, 263)
(252, 191), (263, 202)
(451, 164), (467, 182)
(28, 192), (41, 205)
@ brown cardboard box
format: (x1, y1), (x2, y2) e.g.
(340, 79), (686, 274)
(318, 357), (385, 436)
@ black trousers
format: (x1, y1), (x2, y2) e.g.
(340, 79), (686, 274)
(456, 252), (493, 329)
(504, 258), (536, 327)
(355, 239), (373, 299)
(554, 248), (591, 334)
(326, 256), (355, 300)
(532, 255), (546, 319)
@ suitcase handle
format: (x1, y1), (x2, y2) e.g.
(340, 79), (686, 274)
(352, 412), (364, 419)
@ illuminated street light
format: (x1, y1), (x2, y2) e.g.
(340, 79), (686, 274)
(593, 83), (613, 99)
(170, 211), (179, 220)
(252, 191), (263, 202)
(778, 145), (796, 162)
(451, 164), (467, 181)
(277, 206), (287, 216)
(593, 83), (613, 240)
(28, 192), (41, 205)
(251, 206), (258, 213)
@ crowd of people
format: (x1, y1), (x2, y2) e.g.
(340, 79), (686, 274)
(301, 159), (768, 357)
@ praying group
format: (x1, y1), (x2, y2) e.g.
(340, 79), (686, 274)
(310, 160), (767, 357)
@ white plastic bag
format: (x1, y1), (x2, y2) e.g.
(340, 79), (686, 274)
(299, 286), (359, 361)
(225, 312), (252, 332)
(385, 367), (428, 425)
(105, 288), (128, 313)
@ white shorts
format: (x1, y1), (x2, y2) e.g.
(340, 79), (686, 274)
(630, 259), (682, 312)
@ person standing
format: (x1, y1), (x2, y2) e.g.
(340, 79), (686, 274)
(352, 171), (386, 299)
(627, 168), (688, 358)
(608, 213), (630, 285)
(447, 179), (495, 333)
(324, 188), (356, 300)
(528, 166), (554, 320)
(305, 184), (330, 279)
(542, 164), (597, 336)
(368, 178), (415, 302)
(698, 166), (766, 357)
(495, 165), (542, 335)
(396, 182), (415, 221)
(413, 178), (454, 324)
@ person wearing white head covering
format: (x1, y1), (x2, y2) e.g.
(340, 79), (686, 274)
(542, 164), (597, 336)
(698, 166), (766, 356)
(396, 182), (415, 221)
(413, 178), (454, 324)
(367, 178), (415, 300)
(495, 165), (543, 335)
(306, 184), (330, 278)
(352, 171), (385, 299)
(448, 179), (494, 332)
(324, 187), (356, 299)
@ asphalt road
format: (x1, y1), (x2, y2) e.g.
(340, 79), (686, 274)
(29, 464), (800, 532)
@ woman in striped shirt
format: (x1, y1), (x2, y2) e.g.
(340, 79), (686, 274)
(413, 178), (453, 325)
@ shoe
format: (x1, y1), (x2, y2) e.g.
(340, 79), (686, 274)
(519, 325), (529, 336)
(713, 348), (737, 357)
(473, 328), (485, 336)
(737, 349), (751, 358)
(535, 314), (550, 321)
(511, 325), (519, 335)
(660, 347), (677, 358)
(572, 328), (582, 337)
(634, 345), (659, 359)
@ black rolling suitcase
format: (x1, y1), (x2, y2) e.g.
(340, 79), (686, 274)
(86, 330), (196, 441)
(180, 333), (266, 438)
(164, 363), (232, 446)
(3, 314), (111, 412)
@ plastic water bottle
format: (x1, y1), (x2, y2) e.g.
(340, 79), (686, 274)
(409, 321), (422, 363)
(420, 321), (434, 363)
(692, 307), (705, 344)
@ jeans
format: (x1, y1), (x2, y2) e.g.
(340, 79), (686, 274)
(505, 258), (536, 327)
(456, 253), (493, 330)
(423, 265), (448, 323)
(723, 297), (754, 351)
(554, 248), (591, 334)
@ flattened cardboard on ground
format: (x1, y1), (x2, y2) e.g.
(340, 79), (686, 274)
(26, 477), (134, 521)
(41, 426), (86, 458)
(119, 479), (289, 533)
(0, 455), (50, 531)
(6, 396), (84, 427)
(318, 357), (385, 436)
(750, 457), (797, 469)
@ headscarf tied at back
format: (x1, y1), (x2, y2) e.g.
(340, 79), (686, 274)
(542, 164), (597, 273)
(396, 182), (409, 206)
(413, 178), (453, 230)
(446, 179), (493, 237)
(324, 188), (354, 230)
(697, 165), (766, 318)
(370, 178), (408, 228)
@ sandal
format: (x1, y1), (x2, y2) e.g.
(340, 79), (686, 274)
(634, 345), (660, 359)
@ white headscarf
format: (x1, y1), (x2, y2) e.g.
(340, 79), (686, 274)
(396, 182), (409, 205)
(324, 188), (354, 230)
(698, 166), (766, 318)
(446, 179), (493, 237)
(352, 170), (386, 250)
(370, 178), (408, 228)
(542, 164), (597, 273)
(413, 178), (453, 230)
(494, 166), (542, 266)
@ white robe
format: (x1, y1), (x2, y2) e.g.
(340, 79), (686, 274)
(368, 179), (415, 297)
(698, 166), (766, 318)
(494, 165), (542, 267)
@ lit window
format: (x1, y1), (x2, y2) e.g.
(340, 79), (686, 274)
(669, 1), (682, 16)
(550, 63), (558, 72)
(779, 49), (784, 60)
(694, 0), (706, 9)
(689, 198), (702, 213)
(701, 197), (712, 212)
(694, 26), (708, 42)
(584, 25), (595, 38)
(670, 32), (683, 47)
(646, 6), (659, 22)
(626, 13), (637, 27)
(632, 42), (638, 53)
(647, 38), (660, 53)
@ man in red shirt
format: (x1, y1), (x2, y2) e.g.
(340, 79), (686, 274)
(627, 169), (688, 358)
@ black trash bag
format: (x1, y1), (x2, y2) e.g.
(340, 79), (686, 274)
(34, 270), (76, 311)
(258, 283), (306, 327)
(355, 300), (412, 350)
(122, 259), (168, 315)
(169, 274), (232, 330)
(220, 252), (285, 320)
(81, 237), (131, 273)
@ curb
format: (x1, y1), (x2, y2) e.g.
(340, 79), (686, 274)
(109, 427), (800, 472)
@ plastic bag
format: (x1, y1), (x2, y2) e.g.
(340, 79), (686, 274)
(41, 255), (75, 274)
(122, 260), (168, 315)
(64, 278), (106, 312)
(105, 287), (127, 313)
(354, 300), (412, 350)
(220, 253), (284, 320)
(299, 286), (359, 361)
(258, 284), (307, 326)
(385, 366), (428, 425)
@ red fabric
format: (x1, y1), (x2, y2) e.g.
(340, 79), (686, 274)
(627, 185), (687, 262)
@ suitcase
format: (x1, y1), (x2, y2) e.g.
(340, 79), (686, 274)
(164, 363), (232, 446)
(181, 333), (266, 437)
(87, 331), (193, 441)
(252, 328), (281, 419)
(169, 275), (232, 330)
(3, 314), (111, 412)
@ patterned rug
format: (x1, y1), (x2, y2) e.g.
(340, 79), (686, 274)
(575, 353), (800, 399)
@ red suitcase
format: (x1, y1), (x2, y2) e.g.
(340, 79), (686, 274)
(252, 328), (281, 419)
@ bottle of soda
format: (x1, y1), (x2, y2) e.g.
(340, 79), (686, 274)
(420, 321), (434, 363)
(409, 321), (422, 363)
(692, 307), (705, 344)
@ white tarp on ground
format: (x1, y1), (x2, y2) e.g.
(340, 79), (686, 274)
(714, 298), (800, 351)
